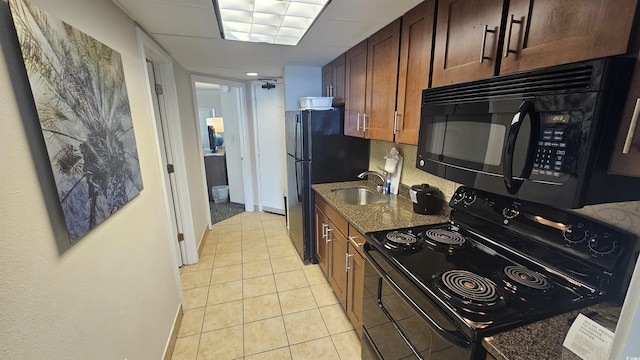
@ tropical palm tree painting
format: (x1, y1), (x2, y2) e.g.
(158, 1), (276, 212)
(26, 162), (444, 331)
(9, 0), (144, 243)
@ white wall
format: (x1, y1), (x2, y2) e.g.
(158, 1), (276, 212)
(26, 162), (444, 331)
(283, 64), (322, 111)
(173, 63), (209, 249)
(0, 0), (181, 358)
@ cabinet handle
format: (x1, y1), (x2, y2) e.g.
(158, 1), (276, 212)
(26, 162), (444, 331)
(363, 113), (368, 132)
(623, 98), (640, 154)
(327, 86), (331, 96)
(325, 228), (332, 243)
(393, 111), (398, 134)
(356, 113), (361, 131)
(503, 14), (522, 58)
(346, 253), (354, 273)
(330, 85), (334, 97)
(321, 223), (328, 239)
(479, 24), (495, 63)
(348, 236), (364, 248)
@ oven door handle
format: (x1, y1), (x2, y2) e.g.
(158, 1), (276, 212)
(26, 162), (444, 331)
(365, 245), (472, 349)
(503, 100), (538, 194)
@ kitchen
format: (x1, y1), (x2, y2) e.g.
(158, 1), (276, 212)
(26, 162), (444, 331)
(3, 0), (637, 357)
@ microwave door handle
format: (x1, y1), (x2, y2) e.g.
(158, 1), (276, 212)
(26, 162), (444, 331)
(503, 100), (536, 194)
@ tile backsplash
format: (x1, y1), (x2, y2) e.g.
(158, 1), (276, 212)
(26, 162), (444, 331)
(369, 140), (460, 200)
(369, 140), (640, 238)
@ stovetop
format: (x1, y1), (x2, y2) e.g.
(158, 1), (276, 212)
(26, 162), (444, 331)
(364, 186), (638, 338)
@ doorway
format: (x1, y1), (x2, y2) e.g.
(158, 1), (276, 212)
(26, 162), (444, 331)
(192, 76), (253, 226)
(252, 80), (286, 215)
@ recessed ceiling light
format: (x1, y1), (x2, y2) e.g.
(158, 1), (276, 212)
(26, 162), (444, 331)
(213, 0), (331, 46)
(246, 72), (259, 76)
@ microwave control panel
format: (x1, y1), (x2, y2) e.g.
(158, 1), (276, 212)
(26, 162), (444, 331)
(531, 117), (577, 182)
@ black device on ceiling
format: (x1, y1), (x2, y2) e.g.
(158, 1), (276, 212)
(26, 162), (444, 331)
(259, 78), (277, 89)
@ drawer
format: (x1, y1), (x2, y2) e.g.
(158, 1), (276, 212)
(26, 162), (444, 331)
(315, 194), (348, 237)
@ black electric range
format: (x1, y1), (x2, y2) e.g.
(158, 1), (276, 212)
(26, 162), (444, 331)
(361, 186), (638, 360)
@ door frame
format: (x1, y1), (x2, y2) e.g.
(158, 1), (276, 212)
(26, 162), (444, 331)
(191, 75), (255, 221)
(135, 27), (199, 268)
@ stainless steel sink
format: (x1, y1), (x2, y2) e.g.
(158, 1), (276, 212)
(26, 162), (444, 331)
(331, 187), (388, 205)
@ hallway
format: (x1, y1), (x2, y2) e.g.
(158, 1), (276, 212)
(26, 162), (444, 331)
(172, 212), (361, 360)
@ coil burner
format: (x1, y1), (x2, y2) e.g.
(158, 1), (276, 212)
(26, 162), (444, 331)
(424, 229), (468, 250)
(435, 270), (506, 311)
(503, 266), (551, 293)
(384, 231), (420, 252)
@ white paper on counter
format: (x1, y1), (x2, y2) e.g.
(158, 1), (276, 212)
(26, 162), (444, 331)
(562, 313), (614, 360)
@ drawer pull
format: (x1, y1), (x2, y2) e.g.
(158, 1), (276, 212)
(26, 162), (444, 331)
(348, 236), (364, 248)
(623, 98), (640, 154)
(325, 228), (332, 243)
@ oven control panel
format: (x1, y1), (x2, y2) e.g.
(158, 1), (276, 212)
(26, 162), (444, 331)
(530, 113), (581, 183)
(450, 186), (636, 271)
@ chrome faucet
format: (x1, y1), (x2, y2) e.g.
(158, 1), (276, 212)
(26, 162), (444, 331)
(357, 170), (387, 192)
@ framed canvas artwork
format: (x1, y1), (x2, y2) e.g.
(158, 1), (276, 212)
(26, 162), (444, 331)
(9, 0), (144, 243)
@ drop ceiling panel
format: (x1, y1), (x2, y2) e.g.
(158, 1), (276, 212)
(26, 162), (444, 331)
(300, 19), (387, 47)
(321, 0), (422, 22)
(118, 0), (217, 38)
(115, 0), (423, 79)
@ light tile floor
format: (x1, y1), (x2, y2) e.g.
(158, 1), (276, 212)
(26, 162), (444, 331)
(172, 211), (362, 360)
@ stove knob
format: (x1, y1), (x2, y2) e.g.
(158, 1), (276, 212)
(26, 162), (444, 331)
(502, 207), (520, 219)
(463, 192), (477, 206)
(453, 190), (466, 204)
(587, 233), (617, 256)
(563, 224), (587, 244)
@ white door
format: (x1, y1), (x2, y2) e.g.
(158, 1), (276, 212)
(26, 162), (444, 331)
(254, 83), (286, 214)
(147, 60), (187, 265)
(220, 87), (245, 204)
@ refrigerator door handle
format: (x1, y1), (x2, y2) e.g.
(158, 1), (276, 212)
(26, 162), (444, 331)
(295, 160), (303, 202)
(294, 113), (301, 160)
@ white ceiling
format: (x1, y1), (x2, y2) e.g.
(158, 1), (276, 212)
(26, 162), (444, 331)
(113, 0), (423, 80)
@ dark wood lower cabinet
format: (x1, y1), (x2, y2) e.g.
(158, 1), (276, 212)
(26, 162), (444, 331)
(314, 194), (366, 336)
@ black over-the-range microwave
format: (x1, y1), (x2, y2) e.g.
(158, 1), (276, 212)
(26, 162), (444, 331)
(416, 58), (640, 208)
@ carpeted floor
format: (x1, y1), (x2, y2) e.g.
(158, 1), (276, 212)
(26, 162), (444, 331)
(209, 201), (245, 224)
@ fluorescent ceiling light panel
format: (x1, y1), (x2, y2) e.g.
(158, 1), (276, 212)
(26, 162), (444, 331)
(214, 0), (331, 46)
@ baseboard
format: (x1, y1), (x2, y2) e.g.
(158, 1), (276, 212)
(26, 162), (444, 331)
(198, 225), (209, 258)
(162, 303), (184, 360)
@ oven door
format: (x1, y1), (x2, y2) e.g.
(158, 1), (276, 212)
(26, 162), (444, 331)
(362, 243), (477, 360)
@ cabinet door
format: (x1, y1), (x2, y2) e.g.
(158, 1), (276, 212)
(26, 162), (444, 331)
(331, 53), (346, 105)
(609, 48), (640, 176)
(500, 0), (638, 74)
(322, 63), (332, 98)
(395, 0), (435, 145)
(432, 0), (504, 87)
(345, 40), (368, 137)
(365, 19), (401, 142)
(328, 223), (348, 308)
(346, 231), (365, 338)
(315, 206), (330, 277)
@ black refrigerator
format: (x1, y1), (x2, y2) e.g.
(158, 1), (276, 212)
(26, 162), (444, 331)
(285, 108), (369, 263)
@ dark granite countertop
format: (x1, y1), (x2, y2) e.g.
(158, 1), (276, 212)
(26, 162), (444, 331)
(483, 303), (620, 360)
(312, 180), (449, 234)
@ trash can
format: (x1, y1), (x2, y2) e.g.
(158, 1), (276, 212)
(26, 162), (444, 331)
(211, 185), (229, 203)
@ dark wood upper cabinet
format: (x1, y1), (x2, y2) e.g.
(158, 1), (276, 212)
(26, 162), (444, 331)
(609, 47), (640, 177)
(322, 54), (346, 104)
(365, 19), (401, 142)
(432, 0), (504, 87)
(331, 54), (346, 104)
(395, 0), (435, 145)
(322, 64), (332, 97)
(345, 40), (368, 138)
(500, 0), (638, 74)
